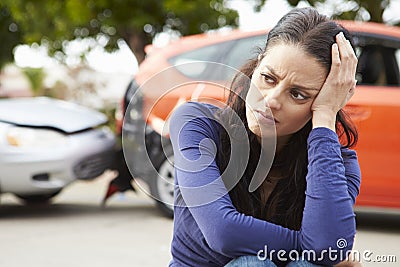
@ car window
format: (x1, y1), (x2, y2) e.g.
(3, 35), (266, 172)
(355, 35), (400, 86)
(216, 35), (266, 81)
(356, 45), (400, 86)
(168, 35), (266, 81)
(396, 49), (400, 73)
(225, 35), (266, 70)
(168, 42), (228, 79)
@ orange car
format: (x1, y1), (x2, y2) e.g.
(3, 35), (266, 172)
(117, 21), (400, 217)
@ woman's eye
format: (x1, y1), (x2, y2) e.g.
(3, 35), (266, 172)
(261, 74), (276, 85)
(290, 90), (308, 100)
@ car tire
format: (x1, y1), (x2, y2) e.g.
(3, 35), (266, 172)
(16, 190), (62, 205)
(149, 141), (175, 218)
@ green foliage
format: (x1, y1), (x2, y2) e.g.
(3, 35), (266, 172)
(285, 0), (391, 23)
(100, 105), (117, 134)
(0, 6), (22, 68)
(22, 67), (45, 96)
(1, 0), (397, 68)
(1, 0), (239, 65)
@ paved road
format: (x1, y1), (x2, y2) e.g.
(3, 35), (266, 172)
(0, 172), (399, 267)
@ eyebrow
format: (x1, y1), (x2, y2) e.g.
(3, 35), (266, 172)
(265, 65), (282, 79)
(265, 65), (321, 92)
(293, 84), (320, 92)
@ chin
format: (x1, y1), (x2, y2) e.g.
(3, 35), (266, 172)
(250, 124), (276, 139)
(249, 123), (261, 137)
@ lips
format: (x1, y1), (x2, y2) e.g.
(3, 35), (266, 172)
(256, 110), (278, 123)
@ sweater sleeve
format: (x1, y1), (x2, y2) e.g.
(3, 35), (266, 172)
(300, 127), (361, 264)
(341, 148), (361, 205)
(169, 102), (361, 265)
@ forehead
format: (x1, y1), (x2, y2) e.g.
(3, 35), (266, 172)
(259, 44), (327, 80)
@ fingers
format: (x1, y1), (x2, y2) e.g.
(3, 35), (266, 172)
(312, 32), (359, 114)
(336, 32), (358, 84)
(336, 32), (355, 64)
(349, 79), (357, 93)
(336, 32), (350, 60)
(330, 42), (341, 75)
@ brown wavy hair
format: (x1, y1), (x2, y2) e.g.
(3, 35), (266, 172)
(216, 7), (358, 230)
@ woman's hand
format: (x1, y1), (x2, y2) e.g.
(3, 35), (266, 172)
(311, 32), (358, 130)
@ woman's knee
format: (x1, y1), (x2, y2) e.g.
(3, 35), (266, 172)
(286, 259), (325, 267)
(225, 255), (277, 267)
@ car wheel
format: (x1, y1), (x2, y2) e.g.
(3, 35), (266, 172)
(149, 142), (175, 218)
(16, 190), (62, 205)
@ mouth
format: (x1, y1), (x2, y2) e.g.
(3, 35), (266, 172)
(256, 110), (279, 124)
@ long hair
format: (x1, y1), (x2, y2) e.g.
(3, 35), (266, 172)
(216, 7), (358, 230)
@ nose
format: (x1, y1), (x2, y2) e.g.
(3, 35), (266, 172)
(264, 88), (282, 110)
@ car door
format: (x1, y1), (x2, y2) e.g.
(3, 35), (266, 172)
(347, 32), (400, 208)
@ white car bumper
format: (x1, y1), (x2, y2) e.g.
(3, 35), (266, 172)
(0, 127), (116, 195)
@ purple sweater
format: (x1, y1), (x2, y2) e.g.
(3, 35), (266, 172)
(168, 102), (361, 266)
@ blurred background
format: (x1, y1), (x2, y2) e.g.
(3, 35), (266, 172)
(1, 0), (399, 112)
(0, 0), (399, 266)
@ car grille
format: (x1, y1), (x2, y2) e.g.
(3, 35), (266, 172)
(73, 152), (114, 180)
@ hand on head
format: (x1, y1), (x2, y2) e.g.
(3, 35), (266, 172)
(311, 32), (358, 121)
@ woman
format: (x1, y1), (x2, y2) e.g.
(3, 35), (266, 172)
(168, 7), (361, 267)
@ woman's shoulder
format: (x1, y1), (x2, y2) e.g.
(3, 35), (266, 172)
(169, 101), (222, 138)
(170, 101), (221, 128)
(172, 101), (220, 118)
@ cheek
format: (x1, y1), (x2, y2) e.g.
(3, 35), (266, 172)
(290, 107), (312, 128)
(245, 89), (259, 118)
(246, 78), (265, 110)
(246, 80), (258, 104)
(245, 104), (263, 137)
(245, 106), (257, 128)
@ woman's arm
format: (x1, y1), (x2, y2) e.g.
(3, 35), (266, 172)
(341, 148), (361, 205)
(300, 127), (359, 265)
(303, 32), (359, 264)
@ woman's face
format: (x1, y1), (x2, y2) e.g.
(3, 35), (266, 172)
(246, 43), (327, 141)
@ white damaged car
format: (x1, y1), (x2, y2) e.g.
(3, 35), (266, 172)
(0, 97), (116, 204)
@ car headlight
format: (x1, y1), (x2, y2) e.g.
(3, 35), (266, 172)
(6, 126), (68, 147)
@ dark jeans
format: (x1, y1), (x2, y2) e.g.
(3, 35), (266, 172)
(225, 255), (324, 267)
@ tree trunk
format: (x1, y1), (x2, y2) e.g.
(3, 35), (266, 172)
(360, 0), (386, 23)
(125, 31), (149, 64)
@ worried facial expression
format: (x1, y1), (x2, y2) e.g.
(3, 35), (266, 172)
(246, 43), (327, 142)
